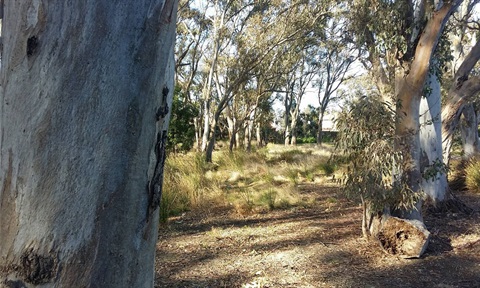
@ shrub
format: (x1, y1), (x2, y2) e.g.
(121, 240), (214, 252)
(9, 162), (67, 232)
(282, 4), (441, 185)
(167, 86), (198, 154)
(335, 96), (420, 236)
(297, 137), (317, 144)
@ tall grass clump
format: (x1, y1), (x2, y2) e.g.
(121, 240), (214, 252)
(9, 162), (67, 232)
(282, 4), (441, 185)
(465, 157), (480, 193)
(160, 153), (221, 222)
(215, 150), (248, 171)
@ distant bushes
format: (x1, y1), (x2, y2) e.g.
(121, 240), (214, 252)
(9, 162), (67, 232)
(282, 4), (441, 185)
(166, 86), (198, 154)
(296, 132), (337, 144)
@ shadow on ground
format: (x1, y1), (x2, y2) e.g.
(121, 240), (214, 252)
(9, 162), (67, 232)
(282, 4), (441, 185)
(155, 186), (480, 287)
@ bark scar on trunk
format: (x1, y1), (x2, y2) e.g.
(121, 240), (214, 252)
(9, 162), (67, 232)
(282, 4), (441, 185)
(26, 36), (39, 57)
(20, 248), (58, 285)
(156, 87), (170, 121)
(147, 85), (171, 223)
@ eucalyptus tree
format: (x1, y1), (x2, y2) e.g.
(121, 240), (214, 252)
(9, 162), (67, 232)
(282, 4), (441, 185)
(202, 0), (330, 161)
(441, 2), (480, 165)
(175, 0), (210, 149)
(417, 1), (480, 202)
(175, 0), (209, 100)
(442, 38), (480, 162)
(285, 50), (317, 145)
(344, 0), (465, 254)
(314, 19), (357, 145)
(0, 1), (177, 286)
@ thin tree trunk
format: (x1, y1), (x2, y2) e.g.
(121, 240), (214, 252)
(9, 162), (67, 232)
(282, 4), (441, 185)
(256, 123), (263, 147)
(284, 125), (291, 146)
(194, 116), (201, 151)
(206, 110), (222, 162)
(290, 112), (299, 145)
(317, 110), (325, 145)
(206, 120), (216, 163)
(201, 101), (211, 151)
(0, 1), (177, 286)
(226, 106), (237, 152)
(200, 2), (222, 152)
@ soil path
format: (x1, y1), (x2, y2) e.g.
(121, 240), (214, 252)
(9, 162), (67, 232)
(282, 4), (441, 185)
(155, 184), (480, 287)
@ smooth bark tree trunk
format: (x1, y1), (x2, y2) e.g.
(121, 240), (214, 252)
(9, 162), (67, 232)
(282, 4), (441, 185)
(201, 101), (211, 152)
(291, 133), (297, 145)
(284, 125), (291, 146)
(442, 39), (480, 166)
(419, 72), (448, 203)
(393, 1), (460, 221)
(289, 110), (300, 146)
(193, 116), (201, 151)
(317, 110), (325, 145)
(0, 1), (177, 287)
(244, 122), (251, 151)
(226, 107), (237, 152)
(206, 110), (222, 162)
(256, 123), (263, 147)
(460, 103), (480, 159)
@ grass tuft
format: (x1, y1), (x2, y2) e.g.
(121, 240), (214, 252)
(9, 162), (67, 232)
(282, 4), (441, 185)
(160, 144), (338, 222)
(465, 157), (480, 193)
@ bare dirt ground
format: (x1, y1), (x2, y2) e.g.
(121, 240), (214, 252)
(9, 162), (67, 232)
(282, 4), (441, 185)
(155, 183), (480, 288)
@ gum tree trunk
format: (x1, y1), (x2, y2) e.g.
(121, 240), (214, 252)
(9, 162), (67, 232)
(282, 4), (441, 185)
(0, 1), (177, 287)
(394, 2), (458, 220)
(460, 103), (480, 159)
(442, 38), (480, 166)
(419, 71), (448, 203)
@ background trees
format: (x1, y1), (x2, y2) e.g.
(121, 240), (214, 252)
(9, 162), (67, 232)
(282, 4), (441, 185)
(174, 0), (337, 160)
(174, 1), (479, 255)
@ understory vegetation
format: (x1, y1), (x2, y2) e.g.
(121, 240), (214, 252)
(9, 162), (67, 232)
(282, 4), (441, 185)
(465, 157), (480, 194)
(160, 144), (338, 222)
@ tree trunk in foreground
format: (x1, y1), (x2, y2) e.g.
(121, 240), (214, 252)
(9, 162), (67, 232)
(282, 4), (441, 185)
(363, 2), (460, 257)
(0, 1), (177, 287)
(393, 1), (459, 221)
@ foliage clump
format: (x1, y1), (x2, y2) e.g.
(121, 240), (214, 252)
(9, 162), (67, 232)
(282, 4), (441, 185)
(167, 86), (198, 154)
(335, 96), (420, 235)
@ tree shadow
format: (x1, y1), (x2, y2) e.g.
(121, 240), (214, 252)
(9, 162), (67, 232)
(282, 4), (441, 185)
(155, 187), (480, 287)
(315, 248), (480, 287)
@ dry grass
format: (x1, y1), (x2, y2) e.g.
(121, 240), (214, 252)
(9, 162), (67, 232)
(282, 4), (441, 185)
(465, 157), (480, 193)
(160, 144), (337, 221)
